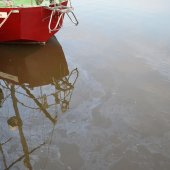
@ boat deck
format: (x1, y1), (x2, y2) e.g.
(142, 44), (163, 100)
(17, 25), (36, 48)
(0, 0), (64, 7)
(0, 0), (37, 7)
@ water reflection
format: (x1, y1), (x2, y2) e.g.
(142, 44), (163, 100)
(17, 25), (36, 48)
(0, 37), (79, 170)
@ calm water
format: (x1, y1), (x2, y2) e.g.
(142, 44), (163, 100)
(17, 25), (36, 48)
(1, 0), (170, 170)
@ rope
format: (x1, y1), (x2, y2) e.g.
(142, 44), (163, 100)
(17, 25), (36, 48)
(0, 10), (13, 28)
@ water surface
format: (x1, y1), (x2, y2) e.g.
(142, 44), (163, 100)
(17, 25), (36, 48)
(1, 0), (170, 170)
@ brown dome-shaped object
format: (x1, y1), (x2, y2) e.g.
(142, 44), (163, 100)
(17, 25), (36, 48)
(7, 116), (23, 131)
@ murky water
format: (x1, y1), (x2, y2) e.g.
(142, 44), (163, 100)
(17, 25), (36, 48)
(1, 0), (170, 170)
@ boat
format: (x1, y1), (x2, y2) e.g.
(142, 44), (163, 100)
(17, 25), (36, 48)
(0, 0), (78, 43)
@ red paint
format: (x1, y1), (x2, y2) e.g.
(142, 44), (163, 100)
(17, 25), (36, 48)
(0, 2), (68, 43)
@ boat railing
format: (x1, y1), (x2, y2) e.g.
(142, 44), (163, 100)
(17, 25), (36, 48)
(47, 4), (78, 33)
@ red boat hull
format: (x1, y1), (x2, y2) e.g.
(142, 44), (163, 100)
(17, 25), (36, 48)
(0, 2), (67, 43)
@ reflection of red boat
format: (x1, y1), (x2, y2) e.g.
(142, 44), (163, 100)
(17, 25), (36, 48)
(0, 0), (78, 43)
(0, 37), (69, 87)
